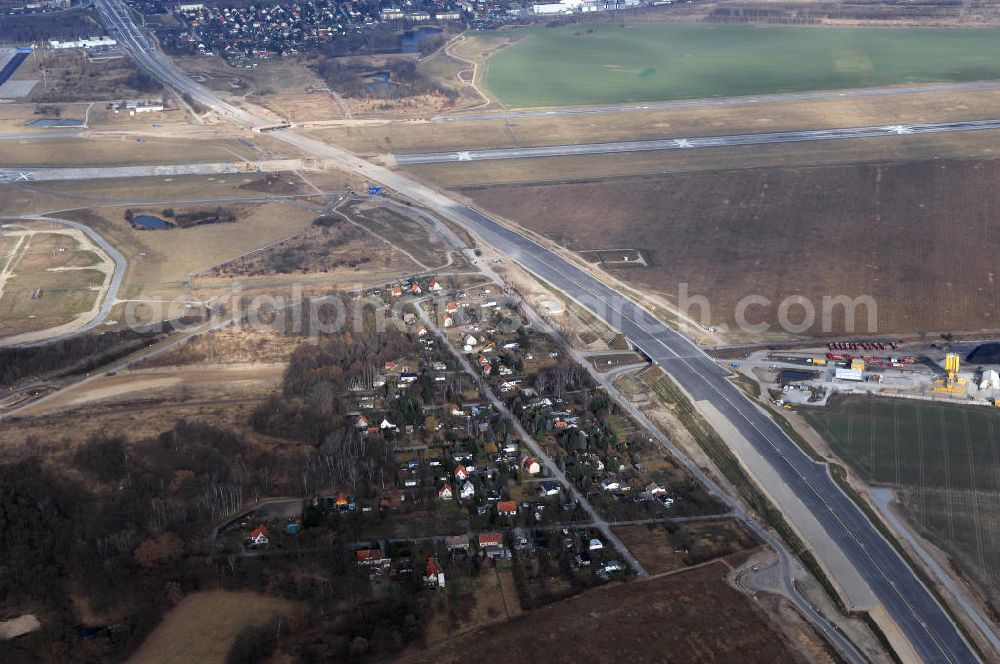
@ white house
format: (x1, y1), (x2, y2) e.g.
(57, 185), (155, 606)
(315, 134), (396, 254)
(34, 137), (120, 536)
(460, 480), (475, 500)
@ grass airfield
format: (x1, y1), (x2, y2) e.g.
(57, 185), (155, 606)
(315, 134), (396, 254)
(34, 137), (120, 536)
(482, 23), (1000, 107)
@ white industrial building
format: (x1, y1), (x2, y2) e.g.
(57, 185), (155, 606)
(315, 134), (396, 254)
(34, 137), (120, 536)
(48, 36), (117, 50)
(981, 370), (1000, 390)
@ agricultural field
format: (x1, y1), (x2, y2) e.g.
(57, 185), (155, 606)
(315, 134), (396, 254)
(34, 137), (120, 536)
(129, 591), (296, 664)
(0, 228), (112, 340)
(465, 156), (1000, 338)
(480, 23), (1000, 107)
(803, 395), (1000, 610)
(401, 561), (810, 663)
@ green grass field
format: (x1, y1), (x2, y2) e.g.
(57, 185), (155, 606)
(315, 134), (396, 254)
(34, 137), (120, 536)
(804, 396), (1000, 607)
(481, 24), (1000, 107)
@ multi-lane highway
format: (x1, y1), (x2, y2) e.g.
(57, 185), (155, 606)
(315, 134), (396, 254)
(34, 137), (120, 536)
(395, 119), (1000, 165)
(73, 4), (989, 659)
(435, 78), (1000, 123)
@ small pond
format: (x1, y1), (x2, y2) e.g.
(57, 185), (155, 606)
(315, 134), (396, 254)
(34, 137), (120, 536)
(133, 214), (174, 229)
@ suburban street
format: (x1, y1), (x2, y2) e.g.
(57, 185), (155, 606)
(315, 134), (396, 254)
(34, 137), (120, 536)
(395, 118), (1000, 164)
(73, 3), (986, 660)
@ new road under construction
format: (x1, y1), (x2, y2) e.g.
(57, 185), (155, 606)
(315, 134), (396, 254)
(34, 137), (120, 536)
(30, 1), (990, 659)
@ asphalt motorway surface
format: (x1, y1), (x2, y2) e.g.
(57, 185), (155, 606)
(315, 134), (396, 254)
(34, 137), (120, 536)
(395, 118), (1000, 165)
(448, 204), (978, 663)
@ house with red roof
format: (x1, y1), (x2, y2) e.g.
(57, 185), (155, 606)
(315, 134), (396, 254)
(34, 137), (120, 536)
(497, 500), (517, 517)
(478, 532), (507, 559)
(356, 548), (390, 567)
(424, 556), (445, 587)
(520, 455), (541, 475)
(249, 524), (270, 546)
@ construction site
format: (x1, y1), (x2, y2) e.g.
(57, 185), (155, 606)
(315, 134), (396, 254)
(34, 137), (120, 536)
(735, 339), (1000, 411)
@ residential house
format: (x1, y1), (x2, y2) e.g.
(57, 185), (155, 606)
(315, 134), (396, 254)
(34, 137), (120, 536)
(520, 454), (541, 475)
(446, 302), (459, 314)
(478, 532), (506, 559)
(424, 556), (445, 587)
(249, 524), (270, 545)
(446, 535), (470, 553)
(443, 315), (454, 328)
(454, 465), (469, 481)
(600, 478), (621, 492)
(645, 482), (666, 495)
(356, 548), (390, 568)
(355, 415), (370, 430)
(428, 279), (442, 292)
(497, 500), (517, 517)
(438, 483), (453, 500)
(410, 283), (422, 295)
(588, 538), (604, 551)
(380, 418), (397, 432)
(389, 286), (403, 298)
(460, 480), (475, 500)
(536, 481), (561, 497)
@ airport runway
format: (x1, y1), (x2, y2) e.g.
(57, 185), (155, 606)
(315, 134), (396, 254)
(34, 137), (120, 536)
(435, 79), (1000, 123)
(0, 160), (303, 182)
(396, 118), (1000, 165)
